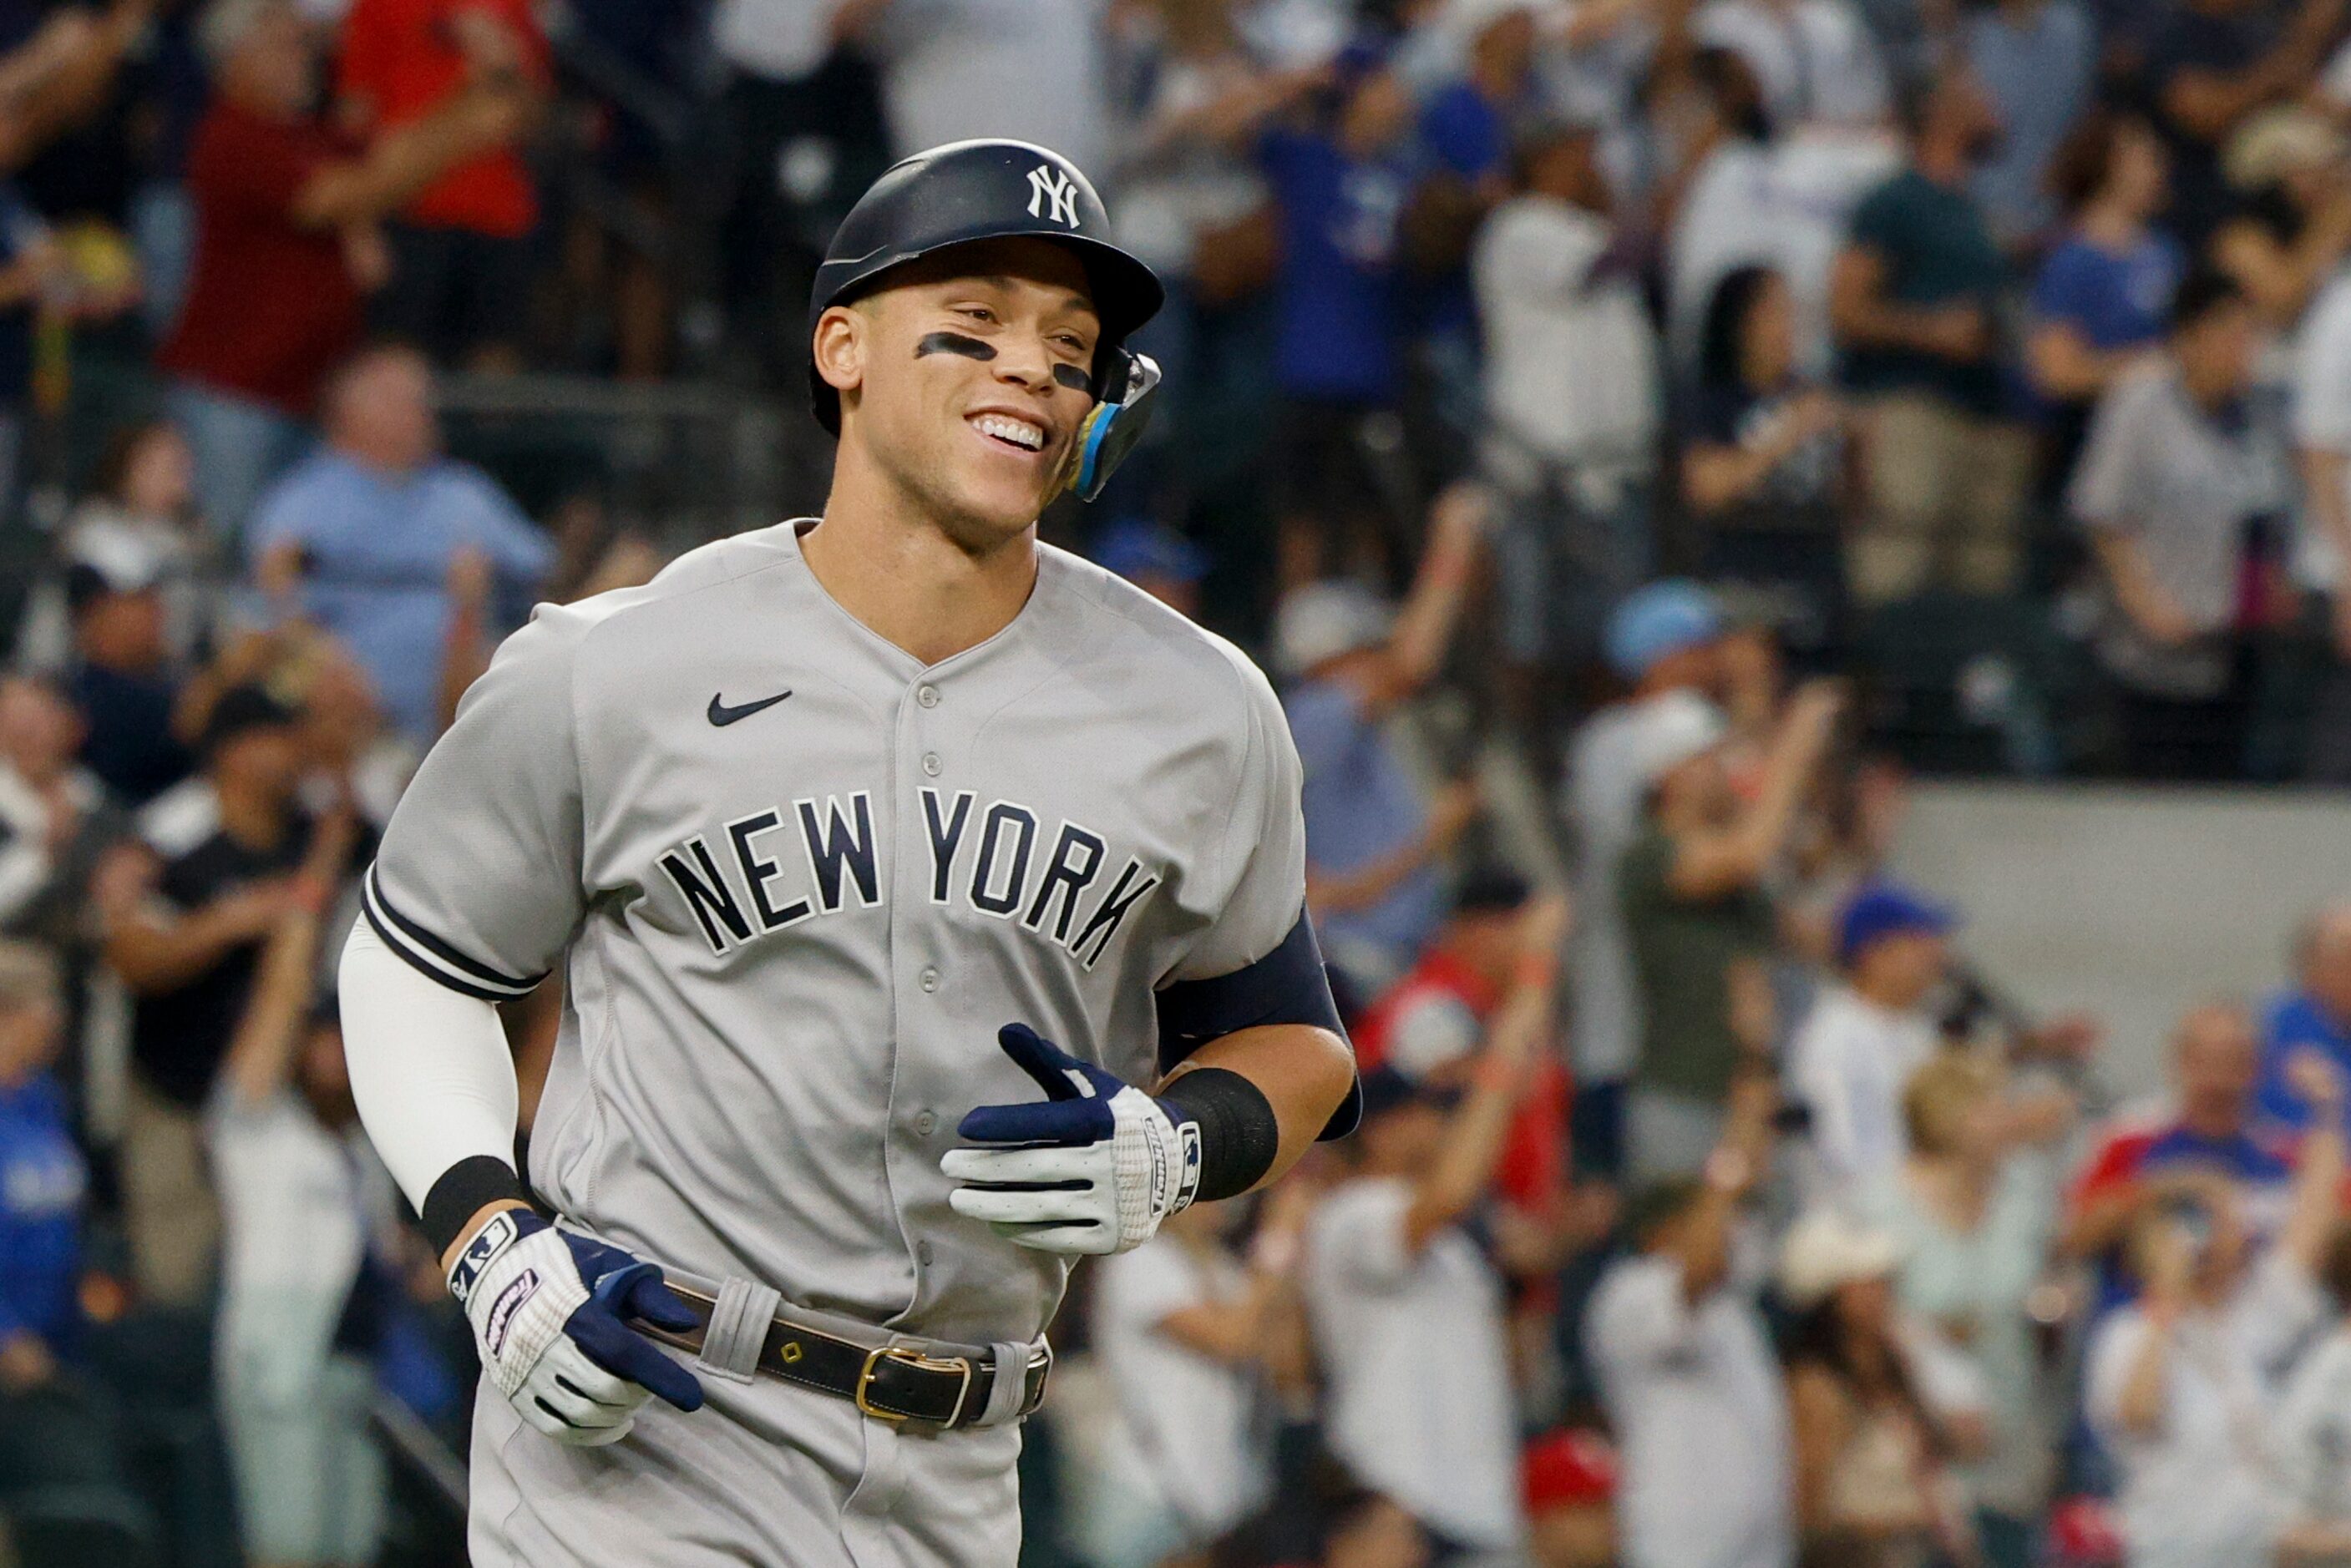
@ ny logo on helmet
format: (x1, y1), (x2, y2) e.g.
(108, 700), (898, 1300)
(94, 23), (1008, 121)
(1026, 164), (1082, 229)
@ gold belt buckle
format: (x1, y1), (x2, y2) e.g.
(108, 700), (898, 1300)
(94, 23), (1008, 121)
(854, 1344), (974, 1424)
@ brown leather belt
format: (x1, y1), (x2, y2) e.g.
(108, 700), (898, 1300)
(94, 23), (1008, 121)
(638, 1286), (1051, 1430)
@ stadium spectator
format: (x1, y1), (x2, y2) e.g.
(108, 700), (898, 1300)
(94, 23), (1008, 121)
(334, 0), (550, 370)
(1618, 678), (1841, 1179)
(2135, 0), (2345, 246)
(1260, 46), (1421, 577)
(18, 420), (216, 675)
(1585, 1070), (1791, 1568)
(158, 0), (533, 539)
(1779, 1206), (1989, 1568)
(712, 0), (893, 377)
(2068, 267), (2269, 780)
(1563, 582), (1727, 1180)
(1092, 517), (1209, 619)
(2292, 237), (2351, 782)
(0, 675), (121, 945)
(1279, 483), (1486, 994)
(0, 166), (53, 518)
(1828, 60), (2027, 608)
(2024, 110), (2181, 491)
(1352, 878), (1573, 1225)
(868, 0), (1113, 174)
(1786, 882), (1953, 1211)
(1681, 266), (1849, 633)
(59, 544), (195, 809)
(101, 683), (367, 1305)
(1867, 1053), (2070, 1568)
(1692, 0), (1890, 132)
(1085, 1181), (1316, 1568)
(2205, 109), (2351, 334)
(2274, 1223), (2351, 1562)
(210, 801), (393, 1568)
(1472, 115), (1661, 685)
(2256, 903), (2351, 1133)
(0, 939), (149, 1532)
(2085, 1050), (2346, 1568)
(1963, 0), (2096, 250)
(1302, 928), (1561, 1562)
(248, 343), (553, 743)
(2064, 1003), (2296, 1298)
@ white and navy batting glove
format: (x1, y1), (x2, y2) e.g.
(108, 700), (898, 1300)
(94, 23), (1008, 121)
(942, 1024), (1203, 1257)
(448, 1209), (706, 1446)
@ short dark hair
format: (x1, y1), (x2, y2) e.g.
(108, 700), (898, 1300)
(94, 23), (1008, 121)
(2169, 264), (2247, 332)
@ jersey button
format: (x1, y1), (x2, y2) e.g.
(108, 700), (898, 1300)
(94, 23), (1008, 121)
(915, 1110), (938, 1136)
(920, 751), (941, 776)
(916, 685), (940, 709)
(919, 966), (940, 993)
(917, 1241), (935, 1265)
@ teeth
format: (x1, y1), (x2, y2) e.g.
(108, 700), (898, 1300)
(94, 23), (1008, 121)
(973, 414), (1045, 451)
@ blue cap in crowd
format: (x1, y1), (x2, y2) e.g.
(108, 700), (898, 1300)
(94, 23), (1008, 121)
(1604, 580), (1723, 680)
(1837, 883), (1955, 969)
(1092, 518), (1206, 586)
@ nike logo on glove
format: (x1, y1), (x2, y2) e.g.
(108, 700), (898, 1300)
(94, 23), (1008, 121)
(707, 690), (792, 726)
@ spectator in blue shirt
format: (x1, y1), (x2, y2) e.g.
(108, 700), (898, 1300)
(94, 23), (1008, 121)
(1963, 0), (2095, 249)
(2025, 109), (2181, 497)
(248, 344), (553, 742)
(1277, 483), (1487, 996)
(2256, 905), (2351, 1133)
(1259, 47), (1421, 578)
(0, 942), (82, 1375)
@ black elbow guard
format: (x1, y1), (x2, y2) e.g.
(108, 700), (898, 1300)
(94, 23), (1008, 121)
(1158, 1067), (1282, 1203)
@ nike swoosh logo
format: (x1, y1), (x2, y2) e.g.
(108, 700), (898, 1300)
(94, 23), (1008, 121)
(707, 690), (793, 726)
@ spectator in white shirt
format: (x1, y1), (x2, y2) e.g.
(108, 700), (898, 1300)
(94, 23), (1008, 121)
(2272, 1224), (2351, 1564)
(1086, 1184), (1318, 1568)
(2086, 1050), (2348, 1568)
(2293, 258), (2351, 782)
(1786, 883), (1953, 1212)
(1473, 116), (1662, 680)
(1586, 1072), (1794, 1568)
(1562, 581), (1727, 1181)
(1303, 943), (1560, 1559)
(208, 801), (402, 1568)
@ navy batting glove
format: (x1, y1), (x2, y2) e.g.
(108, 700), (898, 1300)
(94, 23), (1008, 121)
(942, 1024), (1202, 1255)
(448, 1210), (705, 1447)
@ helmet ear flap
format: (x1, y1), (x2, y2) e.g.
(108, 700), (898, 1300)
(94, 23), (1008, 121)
(1069, 351), (1161, 503)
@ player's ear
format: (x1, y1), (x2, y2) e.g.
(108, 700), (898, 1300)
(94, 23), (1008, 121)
(811, 304), (867, 401)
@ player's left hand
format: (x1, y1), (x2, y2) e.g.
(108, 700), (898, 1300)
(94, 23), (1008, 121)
(942, 1024), (1202, 1257)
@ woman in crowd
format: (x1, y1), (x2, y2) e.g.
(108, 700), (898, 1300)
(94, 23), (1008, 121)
(1681, 265), (1848, 639)
(2024, 110), (2180, 498)
(1865, 1054), (2070, 1568)
(1780, 1210), (1987, 1568)
(17, 419), (216, 673)
(2086, 1050), (2346, 1568)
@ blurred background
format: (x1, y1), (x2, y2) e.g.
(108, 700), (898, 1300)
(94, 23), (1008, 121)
(0, 0), (2349, 1565)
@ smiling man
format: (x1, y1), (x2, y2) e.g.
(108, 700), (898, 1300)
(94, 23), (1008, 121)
(334, 139), (1357, 1568)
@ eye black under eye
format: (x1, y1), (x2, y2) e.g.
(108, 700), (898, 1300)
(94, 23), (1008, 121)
(1051, 364), (1090, 392)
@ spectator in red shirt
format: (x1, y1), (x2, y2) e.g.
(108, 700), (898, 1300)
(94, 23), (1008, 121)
(1355, 869), (1573, 1222)
(2061, 1002), (2298, 1306)
(158, 0), (531, 541)
(335, 0), (549, 371)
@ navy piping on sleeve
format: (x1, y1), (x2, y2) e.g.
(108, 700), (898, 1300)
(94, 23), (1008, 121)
(361, 862), (546, 1002)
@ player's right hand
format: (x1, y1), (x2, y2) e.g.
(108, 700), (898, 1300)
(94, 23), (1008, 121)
(447, 1209), (705, 1447)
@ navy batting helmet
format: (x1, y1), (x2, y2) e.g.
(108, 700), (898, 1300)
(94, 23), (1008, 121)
(806, 139), (1166, 500)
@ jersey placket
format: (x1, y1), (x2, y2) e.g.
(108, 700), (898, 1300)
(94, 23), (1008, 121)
(886, 669), (956, 1297)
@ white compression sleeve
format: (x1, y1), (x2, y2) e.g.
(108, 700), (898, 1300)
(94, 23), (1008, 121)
(339, 917), (522, 1213)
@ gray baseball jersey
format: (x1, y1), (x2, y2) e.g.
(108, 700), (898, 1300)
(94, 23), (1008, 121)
(363, 518), (1312, 1349)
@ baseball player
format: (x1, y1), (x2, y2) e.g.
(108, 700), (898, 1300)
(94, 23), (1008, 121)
(337, 138), (1358, 1567)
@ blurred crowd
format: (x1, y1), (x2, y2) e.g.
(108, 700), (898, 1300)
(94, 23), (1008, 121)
(0, 0), (2340, 1565)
